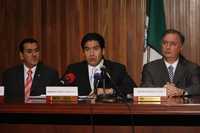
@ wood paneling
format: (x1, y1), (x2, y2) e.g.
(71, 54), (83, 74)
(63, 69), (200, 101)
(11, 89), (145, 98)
(164, 0), (200, 64)
(0, 0), (145, 85)
(0, 0), (199, 85)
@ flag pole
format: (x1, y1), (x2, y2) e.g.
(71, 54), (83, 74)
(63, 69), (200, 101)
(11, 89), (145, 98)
(147, 46), (150, 63)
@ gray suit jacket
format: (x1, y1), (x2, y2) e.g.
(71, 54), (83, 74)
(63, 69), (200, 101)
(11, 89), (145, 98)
(140, 56), (200, 95)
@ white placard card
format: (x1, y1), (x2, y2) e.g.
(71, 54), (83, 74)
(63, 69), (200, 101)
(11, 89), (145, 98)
(0, 86), (4, 96)
(46, 86), (78, 96)
(134, 88), (166, 96)
(133, 88), (166, 102)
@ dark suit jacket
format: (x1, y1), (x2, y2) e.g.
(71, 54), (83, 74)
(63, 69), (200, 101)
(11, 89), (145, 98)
(65, 59), (136, 96)
(2, 63), (59, 102)
(141, 56), (200, 95)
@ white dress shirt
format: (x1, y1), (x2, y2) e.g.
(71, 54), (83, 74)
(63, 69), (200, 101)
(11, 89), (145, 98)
(88, 59), (104, 92)
(24, 65), (37, 83)
(164, 59), (179, 75)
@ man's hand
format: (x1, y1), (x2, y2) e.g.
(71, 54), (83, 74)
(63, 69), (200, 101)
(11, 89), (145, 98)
(97, 88), (113, 95)
(163, 82), (185, 97)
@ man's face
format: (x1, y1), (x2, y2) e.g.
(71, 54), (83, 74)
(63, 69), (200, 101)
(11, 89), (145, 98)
(20, 42), (40, 68)
(161, 33), (183, 62)
(83, 40), (104, 66)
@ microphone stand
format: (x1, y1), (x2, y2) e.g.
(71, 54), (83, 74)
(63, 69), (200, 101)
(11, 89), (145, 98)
(96, 69), (117, 103)
(101, 66), (129, 102)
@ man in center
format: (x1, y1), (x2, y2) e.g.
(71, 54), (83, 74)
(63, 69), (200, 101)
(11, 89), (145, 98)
(64, 32), (136, 98)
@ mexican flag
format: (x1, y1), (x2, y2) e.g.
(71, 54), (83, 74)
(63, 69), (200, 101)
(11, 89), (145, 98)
(144, 0), (166, 64)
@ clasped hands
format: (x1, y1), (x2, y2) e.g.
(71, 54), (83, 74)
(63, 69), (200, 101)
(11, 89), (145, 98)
(89, 88), (114, 98)
(163, 82), (185, 97)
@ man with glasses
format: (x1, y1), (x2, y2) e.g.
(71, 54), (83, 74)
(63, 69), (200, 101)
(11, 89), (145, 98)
(141, 29), (200, 97)
(2, 38), (59, 102)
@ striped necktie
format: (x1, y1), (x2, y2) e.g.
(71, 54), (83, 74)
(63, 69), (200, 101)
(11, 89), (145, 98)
(24, 69), (33, 98)
(168, 65), (174, 83)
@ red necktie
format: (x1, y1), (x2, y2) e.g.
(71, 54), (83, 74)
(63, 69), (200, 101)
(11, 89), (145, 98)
(24, 69), (33, 98)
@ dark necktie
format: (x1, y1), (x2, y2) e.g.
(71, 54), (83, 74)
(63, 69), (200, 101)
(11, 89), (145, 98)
(168, 65), (174, 83)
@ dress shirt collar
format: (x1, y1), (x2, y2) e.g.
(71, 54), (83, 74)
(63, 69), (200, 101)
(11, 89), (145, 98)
(24, 64), (37, 80)
(88, 59), (104, 73)
(88, 59), (104, 91)
(164, 58), (179, 74)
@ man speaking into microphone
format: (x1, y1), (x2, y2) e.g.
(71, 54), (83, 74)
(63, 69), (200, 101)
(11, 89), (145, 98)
(63, 33), (136, 98)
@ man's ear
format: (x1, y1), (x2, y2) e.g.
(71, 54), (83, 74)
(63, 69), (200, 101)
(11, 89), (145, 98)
(19, 52), (24, 60)
(102, 48), (105, 55)
(180, 45), (183, 50)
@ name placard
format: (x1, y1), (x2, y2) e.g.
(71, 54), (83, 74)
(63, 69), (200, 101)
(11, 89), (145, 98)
(0, 86), (4, 96)
(46, 87), (78, 96)
(134, 88), (166, 96)
(0, 86), (4, 103)
(46, 87), (78, 103)
(133, 88), (166, 102)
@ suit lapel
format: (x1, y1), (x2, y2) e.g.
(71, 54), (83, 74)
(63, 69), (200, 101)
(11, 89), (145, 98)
(103, 60), (112, 77)
(84, 62), (91, 90)
(160, 59), (171, 82)
(17, 65), (25, 96)
(173, 59), (185, 84)
(81, 62), (92, 93)
(31, 64), (42, 94)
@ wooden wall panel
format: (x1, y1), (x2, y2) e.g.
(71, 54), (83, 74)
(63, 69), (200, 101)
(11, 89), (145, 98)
(164, 0), (200, 65)
(0, 0), (199, 85)
(0, 0), (145, 85)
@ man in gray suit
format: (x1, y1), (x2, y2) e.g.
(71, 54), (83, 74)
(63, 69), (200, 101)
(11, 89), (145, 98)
(141, 29), (200, 97)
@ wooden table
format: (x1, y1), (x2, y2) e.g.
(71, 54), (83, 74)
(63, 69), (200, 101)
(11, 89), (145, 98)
(1, 97), (200, 133)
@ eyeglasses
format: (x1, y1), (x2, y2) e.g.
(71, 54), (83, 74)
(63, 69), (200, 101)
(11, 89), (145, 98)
(84, 46), (101, 52)
(162, 40), (178, 46)
(23, 48), (40, 54)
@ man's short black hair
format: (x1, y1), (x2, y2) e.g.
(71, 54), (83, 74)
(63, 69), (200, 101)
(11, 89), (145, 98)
(81, 33), (105, 49)
(162, 29), (185, 44)
(19, 38), (38, 53)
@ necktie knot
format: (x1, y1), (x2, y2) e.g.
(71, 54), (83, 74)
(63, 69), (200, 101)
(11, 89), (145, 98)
(168, 65), (173, 71)
(168, 65), (174, 82)
(27, 69), (32, 76)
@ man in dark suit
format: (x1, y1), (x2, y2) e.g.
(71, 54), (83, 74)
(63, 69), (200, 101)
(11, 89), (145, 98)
(141, 29), (200, 97)
(64, 33), (136, 98)
(2, 38), (59, 102)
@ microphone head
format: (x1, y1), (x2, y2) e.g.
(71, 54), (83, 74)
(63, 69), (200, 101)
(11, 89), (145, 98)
(64, 72), (76, 84)
(100, 65), (111, 79)
(94, 72), (102, 80)
(100, 65), (106, 70)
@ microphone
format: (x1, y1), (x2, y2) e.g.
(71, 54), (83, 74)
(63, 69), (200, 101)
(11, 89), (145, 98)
(59, 72), (76, 86)
(93, 72), (102, 93)
(96, 65), (119, 102)
(100, 65), (127, 100)
(100, 65), (111, 79)
(100, 65), (116, 89)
